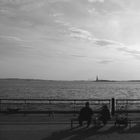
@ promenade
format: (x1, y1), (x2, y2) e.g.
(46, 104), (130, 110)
(1, 113), (140, 140)
(1, 98), (140, 140)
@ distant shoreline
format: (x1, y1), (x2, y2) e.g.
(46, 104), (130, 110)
(1, 78), (140, 82)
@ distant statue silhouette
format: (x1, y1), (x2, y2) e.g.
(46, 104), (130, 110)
(98, 105), (111, 125)
(78, 102), (93, 127)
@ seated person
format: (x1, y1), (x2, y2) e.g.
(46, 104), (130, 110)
(98, 105), (111, 125)
(78, 102), (93, 127)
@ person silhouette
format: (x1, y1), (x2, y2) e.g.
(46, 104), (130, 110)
(78, 102), (93, 127)
(98, 105), (111, 125)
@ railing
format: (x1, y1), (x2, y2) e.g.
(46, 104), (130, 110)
(0, 98), (111, 115)
(116, 99), (140, 113)
(2, 98), (140, 115)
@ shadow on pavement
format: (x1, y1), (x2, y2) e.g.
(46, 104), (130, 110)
(42, 125), (127, 140)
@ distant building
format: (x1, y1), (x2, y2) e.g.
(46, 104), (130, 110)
(95, 76), (113, 82)
(96, 76), (99, 81)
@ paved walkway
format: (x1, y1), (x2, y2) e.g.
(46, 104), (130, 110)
(1, 114), (140, 140)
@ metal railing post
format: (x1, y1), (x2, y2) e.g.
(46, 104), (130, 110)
(0, 99), (1, 112)
(73, 100), (76, 116)
(111, 98), (115, 116)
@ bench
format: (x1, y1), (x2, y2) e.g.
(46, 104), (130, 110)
(126, 116), (140, 128)
(115, 117), (140, 128)
(114, 111), (140, 128)
(70, 116), (115, 129)
(71, 118), (79, 128)
(70, 117), (99, 129)
(70, 109), (140, 128)
(114, 115), (131, 128)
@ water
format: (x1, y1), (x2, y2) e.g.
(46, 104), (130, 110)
(0, 79), (140, 99)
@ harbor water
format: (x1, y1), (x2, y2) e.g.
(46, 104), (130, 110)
(0, 79), (140, 99)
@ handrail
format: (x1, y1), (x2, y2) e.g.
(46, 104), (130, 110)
(0, 98), (111, 101)
(0, 98), (111, 114)
(1, 98), (140, 115)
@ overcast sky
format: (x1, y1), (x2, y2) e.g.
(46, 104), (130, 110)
(1, 0), (140, 80)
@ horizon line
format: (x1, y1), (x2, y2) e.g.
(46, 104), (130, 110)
(1, 78), (140, 82)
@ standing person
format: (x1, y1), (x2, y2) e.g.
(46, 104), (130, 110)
(78, 102), (93, 127)
(99, 105), (111, 125)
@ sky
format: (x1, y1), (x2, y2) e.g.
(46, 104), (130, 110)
(1, 0), (140, 80)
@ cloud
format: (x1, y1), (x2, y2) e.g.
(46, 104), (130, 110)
(94, 39), (140, 61)
(88, 0), (104, 3)
(0, 35), (24, 42)
(0, 34), (36, 58)
(0, 0), (55, 27)
(54, 19), (71, 27)
(70, 54), (87, 58)
(95, 40), (116, 46)
(94, 39), (124, 47)
(48, 0), (70, 3)
(69, 26), (124, 47)
(88, 8), (98, 14)
(52, 13), (64, 17)
(69, 27), (93, 40)
(0, 39), (28, 57)
(118, 47), (140, 59)
(87, 0), (123, 14)
(0, 35), (37, 43)
(20, 1), (45, 11)
(97, 59), (113, 64)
